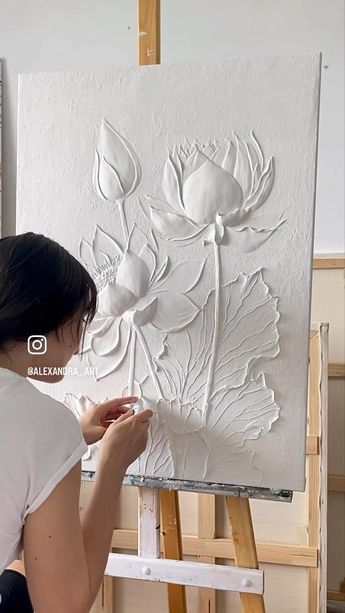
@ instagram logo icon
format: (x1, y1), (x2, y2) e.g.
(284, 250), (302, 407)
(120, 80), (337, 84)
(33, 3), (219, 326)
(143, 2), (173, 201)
(27, 335), (47, 355)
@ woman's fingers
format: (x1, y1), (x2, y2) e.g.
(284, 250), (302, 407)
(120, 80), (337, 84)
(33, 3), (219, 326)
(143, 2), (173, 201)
(133, 409), (154, 422)
(102, 408), (129, 421)
(113, 409), (134, 424)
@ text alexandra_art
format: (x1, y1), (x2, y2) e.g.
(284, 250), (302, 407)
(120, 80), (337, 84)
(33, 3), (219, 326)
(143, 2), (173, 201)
(64, 118), (285, 483)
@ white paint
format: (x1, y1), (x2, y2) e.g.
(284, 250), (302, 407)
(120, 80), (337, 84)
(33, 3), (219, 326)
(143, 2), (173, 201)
(0, 0), (343, 252)
(16, 56), (319, 490)
(104, 553), (264, 593)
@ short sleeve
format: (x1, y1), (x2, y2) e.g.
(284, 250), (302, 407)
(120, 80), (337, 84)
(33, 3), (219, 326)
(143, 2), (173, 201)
(22, 388), (88, 519)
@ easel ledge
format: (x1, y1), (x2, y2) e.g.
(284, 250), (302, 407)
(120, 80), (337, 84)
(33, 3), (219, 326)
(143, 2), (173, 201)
(82, 472), (293, 503)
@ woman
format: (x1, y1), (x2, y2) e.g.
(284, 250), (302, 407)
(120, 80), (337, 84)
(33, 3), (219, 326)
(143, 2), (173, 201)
(0, 232), (153, 612)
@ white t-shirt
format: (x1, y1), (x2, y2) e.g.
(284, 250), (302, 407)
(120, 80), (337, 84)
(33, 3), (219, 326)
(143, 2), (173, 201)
(0, 366), (88, 575)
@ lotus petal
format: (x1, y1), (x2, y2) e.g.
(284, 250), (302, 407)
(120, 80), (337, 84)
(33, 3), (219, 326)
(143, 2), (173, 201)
(180, 146), (208, 182)
(220, 139), (237, 175)
(153, 260), (205, 293)
(233, 136), (252, 202)
(129, 223), (149, 255)
(211, 139), (234, 172)
(216, 208), (244, 228)
(150, 206), (204, 241)
(247, 211), (285, 231)
(87, 315), (113, 337)
(244, 158), (274, 211)
(87, 322), (131, 380)
(151, 256), (169, 284)
(151, 292), (199, 332)
(162, 155), (184, 213)
(92, 248), (110, 267)
(93, 120), (141, 202)
(98, 284), (135, 317)
(183, 159), (243, 224)
(250, 131), (264, 173)
(139, 243), (157, 282)
(92, 225), (123, 259)
(93, 150), (124, 202)
(117, 250), (150, 299)
(227, 221), (284, 252)
(91, 317), (121, 356)
(132, 296), (158, 327)
(202, 142), (216, 158)
(79, 238), (95, 270)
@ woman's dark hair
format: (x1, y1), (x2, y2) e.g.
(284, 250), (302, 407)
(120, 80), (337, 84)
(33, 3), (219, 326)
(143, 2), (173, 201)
(0, 232), (97, 354)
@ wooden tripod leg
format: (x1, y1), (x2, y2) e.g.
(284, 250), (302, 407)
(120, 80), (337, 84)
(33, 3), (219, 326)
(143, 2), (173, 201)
(198, 494), (216, 613)
(160, 489), (187, 613)
(226, 497), (265, 613)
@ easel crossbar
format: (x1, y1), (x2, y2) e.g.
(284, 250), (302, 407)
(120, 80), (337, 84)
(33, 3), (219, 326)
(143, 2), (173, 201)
(105, 553), (264, 594)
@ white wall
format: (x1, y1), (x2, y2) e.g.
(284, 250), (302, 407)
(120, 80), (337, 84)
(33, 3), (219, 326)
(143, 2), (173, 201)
(1, 0), (344, 252)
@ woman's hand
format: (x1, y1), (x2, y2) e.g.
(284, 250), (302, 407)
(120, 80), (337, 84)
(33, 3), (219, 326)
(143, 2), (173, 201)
(98, 407), (154, 472)
(79, 396), (138, 445)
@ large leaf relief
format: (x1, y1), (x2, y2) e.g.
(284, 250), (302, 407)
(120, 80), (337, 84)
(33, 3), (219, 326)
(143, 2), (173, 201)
(154, 270), (280, 482)
(213, 270), (280, 390)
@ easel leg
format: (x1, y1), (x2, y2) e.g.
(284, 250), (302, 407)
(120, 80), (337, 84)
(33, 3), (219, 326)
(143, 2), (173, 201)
(198, 494), (216, 613)
(160, 489), (187, 613)
(226, 497), (265, 613)
(138, 488), (160, 558)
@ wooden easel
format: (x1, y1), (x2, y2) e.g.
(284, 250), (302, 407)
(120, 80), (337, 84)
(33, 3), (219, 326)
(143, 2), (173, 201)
(85, 326), (328, 612)
(135, 488), (267, 613)
(104, 3), (276, 611)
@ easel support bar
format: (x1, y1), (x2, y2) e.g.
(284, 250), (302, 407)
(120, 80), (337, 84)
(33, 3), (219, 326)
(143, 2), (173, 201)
(105, 554), (264, 594)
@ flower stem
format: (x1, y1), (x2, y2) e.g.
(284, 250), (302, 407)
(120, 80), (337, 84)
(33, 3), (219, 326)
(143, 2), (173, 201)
(127, 328), (136, 395)
(202, 240), (221, 424)
(117, 198), (129, 243)
(133, 324), (163, 399)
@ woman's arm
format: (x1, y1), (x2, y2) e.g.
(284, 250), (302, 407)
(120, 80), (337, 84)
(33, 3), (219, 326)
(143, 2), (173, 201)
(23, 409), (152, 613)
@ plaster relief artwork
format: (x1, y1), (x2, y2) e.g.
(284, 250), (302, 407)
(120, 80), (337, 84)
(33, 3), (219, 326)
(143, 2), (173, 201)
(16, 57), (321, 489)
(144, 132), (284, 248)
(71, 121), (282, 482)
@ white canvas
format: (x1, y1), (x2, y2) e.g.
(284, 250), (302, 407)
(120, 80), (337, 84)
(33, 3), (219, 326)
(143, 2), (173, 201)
(16, 56), (320, 491)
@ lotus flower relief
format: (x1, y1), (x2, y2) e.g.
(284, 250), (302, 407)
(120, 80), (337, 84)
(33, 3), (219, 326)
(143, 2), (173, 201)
(93, 119), (141, 203)
(145, 133), (284, 249)
(79, 225), (204, 379)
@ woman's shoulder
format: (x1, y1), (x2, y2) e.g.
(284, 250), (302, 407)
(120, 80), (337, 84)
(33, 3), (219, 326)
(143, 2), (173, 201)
(0, 367), (81, 435)
(0, 367), (87, 522)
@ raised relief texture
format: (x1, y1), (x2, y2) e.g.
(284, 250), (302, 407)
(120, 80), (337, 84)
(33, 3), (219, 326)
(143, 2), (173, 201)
(143, 133), (284, 248)
(69, 121), (284, 482)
